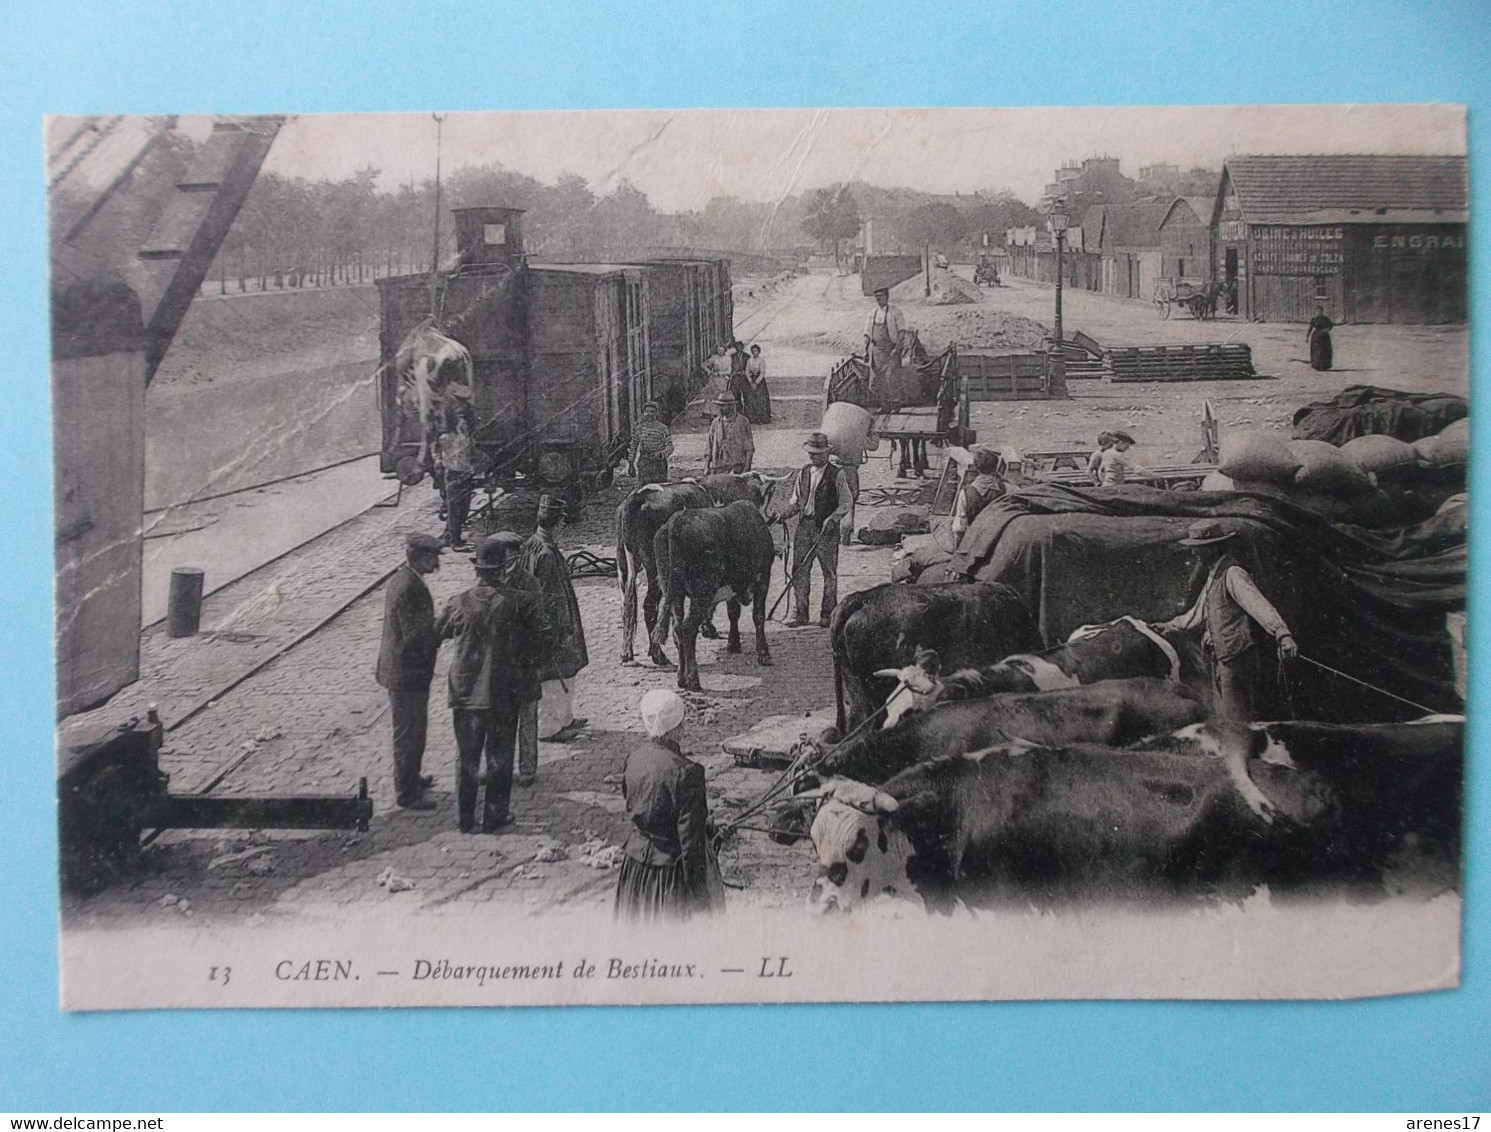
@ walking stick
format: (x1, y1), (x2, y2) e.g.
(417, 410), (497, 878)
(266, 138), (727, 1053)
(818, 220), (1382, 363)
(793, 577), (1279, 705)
(768, 519), (835, 621)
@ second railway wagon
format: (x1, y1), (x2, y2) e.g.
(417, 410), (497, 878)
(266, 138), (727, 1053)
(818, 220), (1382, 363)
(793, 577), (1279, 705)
(615, 257), (733, 420)
(376, 207), (653, 507)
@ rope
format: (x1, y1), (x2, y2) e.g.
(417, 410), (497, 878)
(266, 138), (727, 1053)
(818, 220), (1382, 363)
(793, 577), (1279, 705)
(1292, 653), (1441, 716)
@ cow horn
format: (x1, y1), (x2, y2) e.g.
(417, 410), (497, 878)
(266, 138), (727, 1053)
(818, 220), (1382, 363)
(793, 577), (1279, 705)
(872, 791), (900, 814)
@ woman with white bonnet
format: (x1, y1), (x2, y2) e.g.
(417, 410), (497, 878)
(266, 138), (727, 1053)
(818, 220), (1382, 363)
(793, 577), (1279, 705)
(614, 689), (725, 920)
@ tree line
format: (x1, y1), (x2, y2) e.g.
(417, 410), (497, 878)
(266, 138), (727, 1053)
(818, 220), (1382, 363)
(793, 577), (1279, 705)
(51, 123), (1044, 292)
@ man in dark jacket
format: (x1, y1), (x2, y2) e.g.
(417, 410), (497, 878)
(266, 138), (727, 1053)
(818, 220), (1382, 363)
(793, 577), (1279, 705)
(375, 532), (443, 810)
(517, 494), (590, 783)
(435, 532), (553, 833)
(779, 431), (854, 628)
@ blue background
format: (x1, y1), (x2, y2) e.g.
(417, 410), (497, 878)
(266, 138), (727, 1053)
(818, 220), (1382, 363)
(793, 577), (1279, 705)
(2, 0), (1487, 1111)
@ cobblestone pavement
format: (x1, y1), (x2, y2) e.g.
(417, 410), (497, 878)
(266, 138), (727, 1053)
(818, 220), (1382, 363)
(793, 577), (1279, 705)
(62, 378), (911, 928)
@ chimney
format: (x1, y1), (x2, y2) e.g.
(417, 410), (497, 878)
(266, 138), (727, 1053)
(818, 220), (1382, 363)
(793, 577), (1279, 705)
(452, 207), (526, 270)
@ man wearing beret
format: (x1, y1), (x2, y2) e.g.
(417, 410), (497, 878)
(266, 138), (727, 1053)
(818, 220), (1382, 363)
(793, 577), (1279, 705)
(375, 532), (444, 810)
(517, 494), (590, 784)
(435, 532), (553, 833)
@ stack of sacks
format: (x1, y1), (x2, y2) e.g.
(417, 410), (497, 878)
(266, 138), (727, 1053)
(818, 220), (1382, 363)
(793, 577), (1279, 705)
(1411, 418), (1469, 475)
(1216, 431), (1301, 501)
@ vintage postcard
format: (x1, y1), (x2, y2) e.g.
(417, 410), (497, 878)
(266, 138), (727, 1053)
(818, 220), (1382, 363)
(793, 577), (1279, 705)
(51, 105), (1467, 1010)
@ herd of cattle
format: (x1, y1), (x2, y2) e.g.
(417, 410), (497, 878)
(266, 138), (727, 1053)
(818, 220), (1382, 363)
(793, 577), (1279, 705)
(611, 475), (1464, 915)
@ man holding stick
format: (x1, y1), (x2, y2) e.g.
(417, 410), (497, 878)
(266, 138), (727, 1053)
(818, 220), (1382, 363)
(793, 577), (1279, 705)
(778, 431), (854, 629)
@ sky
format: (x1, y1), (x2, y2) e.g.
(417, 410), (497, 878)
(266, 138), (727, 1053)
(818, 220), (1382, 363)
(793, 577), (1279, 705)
(49, 105), (1467, 212)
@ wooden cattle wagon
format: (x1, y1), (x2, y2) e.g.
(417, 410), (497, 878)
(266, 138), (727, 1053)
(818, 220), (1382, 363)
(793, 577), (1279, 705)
(377, 207), (654, 508)
(627, 257), (734, 420)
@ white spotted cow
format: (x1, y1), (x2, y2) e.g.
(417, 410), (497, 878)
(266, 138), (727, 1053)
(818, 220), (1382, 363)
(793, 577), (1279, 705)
(395, 320), (474, 470)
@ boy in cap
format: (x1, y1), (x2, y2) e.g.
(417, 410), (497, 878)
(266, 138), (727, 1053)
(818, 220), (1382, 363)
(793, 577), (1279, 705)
(951, 445), (1008, 537)
(627, 400), (674, 485)
(778, 431), (854, 628)
(1095, 430), (1137, 487)
(517, 494), (590, 782)
(434, 532), (552, 832)
(614, 689), (723, 920)
(375, 532), (444, 810)
(705, 391), (754, 474)
(1157, 519), (1298, 723)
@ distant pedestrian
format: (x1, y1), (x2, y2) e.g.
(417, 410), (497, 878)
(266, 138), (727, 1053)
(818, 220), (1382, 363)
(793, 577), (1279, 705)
(779, 431), (854, 628)
(726, 339), (750, 411)
(435, 533), (552, 833)
(437, 415), (477, 551)
(615, 689), (725, 921)
(518, 494), (590, 785)
(628, 400), (674, 484)
(742, 344), (772, 424)
(706, 392), (754, 474)
(375, 532), (443, 811)
(1308, 302), (1334, 371)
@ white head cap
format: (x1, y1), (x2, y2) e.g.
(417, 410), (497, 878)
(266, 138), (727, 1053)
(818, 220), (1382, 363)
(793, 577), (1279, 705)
(639, 688), (686, 738)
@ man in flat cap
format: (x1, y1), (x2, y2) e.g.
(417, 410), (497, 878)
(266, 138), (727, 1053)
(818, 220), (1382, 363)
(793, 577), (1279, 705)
(864, 285), (909, 409)
(778, 431), (854, 628)
(1157, 519), (1298, 723)
(627, 400), (674, 485)
(614, 688), (724, 921)
(705, 391), (754, 474)
(435, 532), (552, 833)
(376, 532), (444, 810)
(517, 494), (590, 782)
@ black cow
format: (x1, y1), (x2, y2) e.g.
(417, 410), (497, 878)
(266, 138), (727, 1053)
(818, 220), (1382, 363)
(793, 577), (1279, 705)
(650, 500), (777, 691)
(939, 616), (1205, 700)
(828, 582), (1040, 734)
(616, 473), (785, 664)
(800, 678), (1206, 787)
(773, 717), (1460, 912)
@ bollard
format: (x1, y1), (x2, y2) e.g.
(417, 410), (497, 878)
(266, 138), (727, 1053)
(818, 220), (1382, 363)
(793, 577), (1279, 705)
(166, 566), (205, 638)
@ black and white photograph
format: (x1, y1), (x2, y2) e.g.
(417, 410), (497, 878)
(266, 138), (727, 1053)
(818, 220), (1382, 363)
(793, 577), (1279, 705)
(50, 105), (1468, 1010)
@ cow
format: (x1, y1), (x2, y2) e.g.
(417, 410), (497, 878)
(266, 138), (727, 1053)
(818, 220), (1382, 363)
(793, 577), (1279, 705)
(650, 499), (777, 691)
(798, 678), (1207, 788)
(394, 320), (474, 470)
(937, 615), (1202, 699)
(828, 582), (1040, 734)
(616, 472), (788, 665)
(773, 717), (1460, 913)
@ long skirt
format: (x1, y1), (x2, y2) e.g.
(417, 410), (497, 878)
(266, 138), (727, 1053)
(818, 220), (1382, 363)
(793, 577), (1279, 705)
(613, 848), (726, 921)
(1309, 328), (1333, 371)
(536, 677), (575, 739)
(742, 380), (772, 424)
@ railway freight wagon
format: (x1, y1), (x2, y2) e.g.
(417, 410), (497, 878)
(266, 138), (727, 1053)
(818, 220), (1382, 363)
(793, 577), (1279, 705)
(618, 257), (734, 419)
(376, 207), (652, 509)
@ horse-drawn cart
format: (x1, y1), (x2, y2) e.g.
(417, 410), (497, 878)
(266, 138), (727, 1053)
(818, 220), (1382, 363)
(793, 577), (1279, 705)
(1152, 277), (1223, 321)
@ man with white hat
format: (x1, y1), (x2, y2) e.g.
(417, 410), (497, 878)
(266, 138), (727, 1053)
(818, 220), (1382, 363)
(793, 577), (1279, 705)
(614, 689), (724, 920)
(705, 391), (754, 474)
(1157, 519), (1298, 723)
(778, 431), (854, 628)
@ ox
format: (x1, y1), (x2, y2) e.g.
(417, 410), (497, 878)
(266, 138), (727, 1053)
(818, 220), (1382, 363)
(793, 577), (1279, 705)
(800, 678), (1206, 788)
(616, 473), (787, 665)
(938, 616), (1200, 699)
(774, 717), (1460, 913)
(394, 321), (474, 470)
(828, 582), (1040, 734)
(650, 500), (777, 691)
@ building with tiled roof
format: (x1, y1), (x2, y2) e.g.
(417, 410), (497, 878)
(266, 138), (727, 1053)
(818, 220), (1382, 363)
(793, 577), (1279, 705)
(1214, 154), (1466, 323)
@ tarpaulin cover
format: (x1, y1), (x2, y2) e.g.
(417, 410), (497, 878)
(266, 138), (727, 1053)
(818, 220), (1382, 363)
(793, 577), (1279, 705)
(1292, 385), (1468, 445)
(944, 483), (1465, 721)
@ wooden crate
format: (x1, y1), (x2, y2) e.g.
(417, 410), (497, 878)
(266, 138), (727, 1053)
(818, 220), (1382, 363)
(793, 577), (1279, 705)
(962, 350), (1068, 401)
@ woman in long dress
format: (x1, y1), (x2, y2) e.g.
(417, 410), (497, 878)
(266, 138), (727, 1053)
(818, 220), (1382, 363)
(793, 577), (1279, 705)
(614, 690), (725, 921)
(1307, 304), (1334, 371)
(742, 344), (772, 424)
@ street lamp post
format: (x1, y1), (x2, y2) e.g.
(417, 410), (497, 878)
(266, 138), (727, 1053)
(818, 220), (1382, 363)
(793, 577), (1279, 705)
(1047, 199), (1070, 345)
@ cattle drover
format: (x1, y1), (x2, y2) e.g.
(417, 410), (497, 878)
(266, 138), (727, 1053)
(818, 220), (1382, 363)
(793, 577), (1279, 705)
(375, 532), (444, 811)
(1157, 519), (1298, 722)
(518, 493), (590, 784)
(435, 533), (553, 833)
(779, 431), (854, 628)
